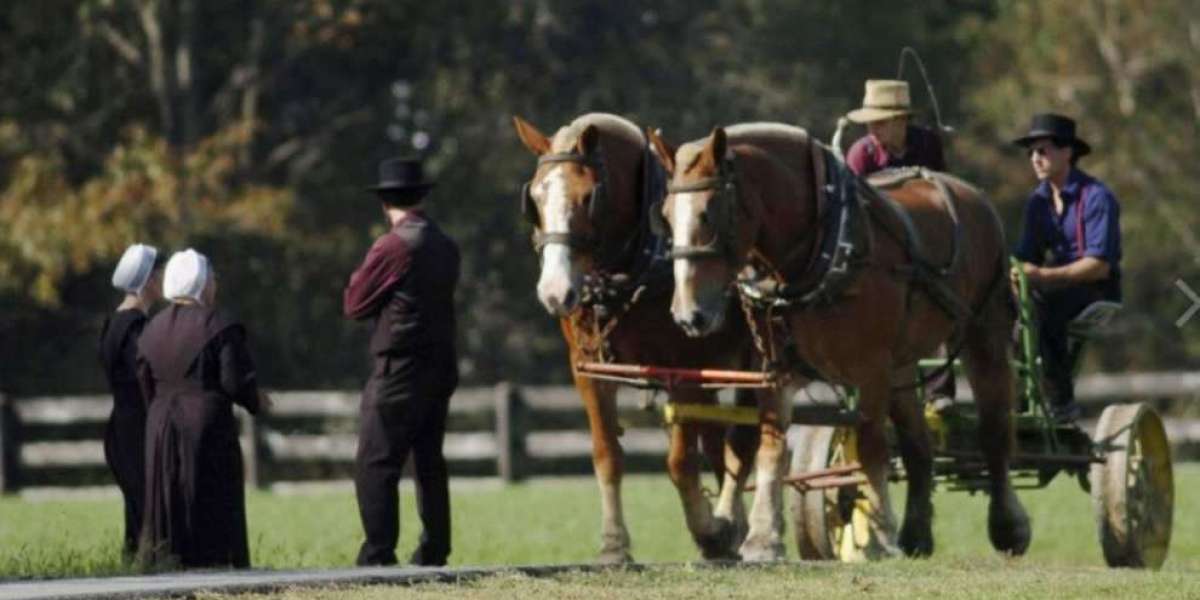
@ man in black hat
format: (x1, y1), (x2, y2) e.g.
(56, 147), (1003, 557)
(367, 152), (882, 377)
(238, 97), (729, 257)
(1011, 114), (1122, 423)
(344, 157), (461, 566)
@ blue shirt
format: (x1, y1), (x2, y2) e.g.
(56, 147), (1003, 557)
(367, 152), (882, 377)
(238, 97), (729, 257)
(1014, 168), (1122, 300)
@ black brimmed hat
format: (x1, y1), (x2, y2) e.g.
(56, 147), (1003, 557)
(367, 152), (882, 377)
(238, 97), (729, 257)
(1012, 113), (1091, 158)
(367, 157), (436, 194)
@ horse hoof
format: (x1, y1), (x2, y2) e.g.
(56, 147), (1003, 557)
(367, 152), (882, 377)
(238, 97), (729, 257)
(899, 504), (934, 558)
(596, 548), (634, 565)
(738, 536), (786, 563)
(988, 494), (1031, 556)
(695, 518), (739, 560)
(899, 522), (934, 557)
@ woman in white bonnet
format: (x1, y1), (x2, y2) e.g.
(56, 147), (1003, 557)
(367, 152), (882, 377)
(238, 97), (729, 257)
(135, 248), (271, 569)
(99, 243), (162, 559)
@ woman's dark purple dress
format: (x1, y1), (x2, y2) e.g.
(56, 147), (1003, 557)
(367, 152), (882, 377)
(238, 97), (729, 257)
(136, 304), (262, 569)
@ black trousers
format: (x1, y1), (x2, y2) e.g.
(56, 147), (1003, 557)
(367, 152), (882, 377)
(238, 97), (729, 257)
(1033, 285), (1106, 407)
(355, 352), (456, 566)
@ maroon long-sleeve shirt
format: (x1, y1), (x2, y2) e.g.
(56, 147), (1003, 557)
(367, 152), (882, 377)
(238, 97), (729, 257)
(343, 210), (461, 356)
(343, 222), (415, 321)
(846, 125), (946, 177)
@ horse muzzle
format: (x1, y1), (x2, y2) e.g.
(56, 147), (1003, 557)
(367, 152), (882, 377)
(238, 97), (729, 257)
(672, 304), (725, 338)
(537, 277), (580, 317)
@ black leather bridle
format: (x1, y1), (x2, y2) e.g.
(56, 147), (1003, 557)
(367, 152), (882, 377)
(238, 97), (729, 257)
(651, 159), (741, 262)
(520, 151), (608, 254)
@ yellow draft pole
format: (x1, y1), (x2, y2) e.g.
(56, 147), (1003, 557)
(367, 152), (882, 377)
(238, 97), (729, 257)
(661, 402), (760, 426)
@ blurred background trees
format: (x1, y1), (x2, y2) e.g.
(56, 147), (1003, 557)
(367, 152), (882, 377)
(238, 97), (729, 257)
(1, 0), (1195, 395)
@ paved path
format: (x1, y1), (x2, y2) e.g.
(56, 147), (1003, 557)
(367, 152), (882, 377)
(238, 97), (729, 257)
(0, 563), (628, 600)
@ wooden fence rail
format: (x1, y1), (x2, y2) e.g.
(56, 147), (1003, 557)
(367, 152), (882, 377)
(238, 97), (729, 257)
(1, 372), (1199, 493)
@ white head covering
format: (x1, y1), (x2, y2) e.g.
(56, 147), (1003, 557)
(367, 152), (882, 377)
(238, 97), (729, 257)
(111, 243), (159, 293)
(163, 248), (211, 303)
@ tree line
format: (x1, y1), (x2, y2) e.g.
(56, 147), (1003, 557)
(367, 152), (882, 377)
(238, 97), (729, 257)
(1, 0), (1196, 395)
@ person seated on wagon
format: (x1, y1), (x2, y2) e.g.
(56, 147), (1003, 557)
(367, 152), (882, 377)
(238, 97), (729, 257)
(846, 79), (955, 407)
(844, 79), (946, 177)
(1011, 113), (1122, 424)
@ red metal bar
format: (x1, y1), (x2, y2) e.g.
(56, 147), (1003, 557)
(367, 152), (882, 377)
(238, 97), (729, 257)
(576, 362), (774, 385)
(744, 463), (864, 492)
(793, 474), (867, 491)
(784, 462), (862, 483)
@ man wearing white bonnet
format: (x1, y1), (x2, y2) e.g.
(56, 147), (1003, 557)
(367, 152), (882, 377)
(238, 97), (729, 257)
(135, 247), (270, 569)
(99, 243), (163, 557)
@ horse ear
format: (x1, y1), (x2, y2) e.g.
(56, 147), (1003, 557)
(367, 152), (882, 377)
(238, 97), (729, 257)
(646, 127), (676, 174)
(512, 115), (551, 155)
(699, 127), (728, 172)
(577, 124), (601, 156)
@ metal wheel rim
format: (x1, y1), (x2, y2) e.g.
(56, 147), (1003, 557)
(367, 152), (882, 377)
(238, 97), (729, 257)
(1123, 408), (1173, 568)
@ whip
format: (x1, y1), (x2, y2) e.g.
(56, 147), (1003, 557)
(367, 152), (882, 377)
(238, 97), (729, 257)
(897, 46), (953, 136)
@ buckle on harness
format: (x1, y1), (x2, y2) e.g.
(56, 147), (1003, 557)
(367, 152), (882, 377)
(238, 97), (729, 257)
(829, 240), (855, 274)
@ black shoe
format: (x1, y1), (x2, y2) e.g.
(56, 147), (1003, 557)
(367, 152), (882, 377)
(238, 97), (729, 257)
(408, 548), (447, 567)
(1050, 402), (1082, 425)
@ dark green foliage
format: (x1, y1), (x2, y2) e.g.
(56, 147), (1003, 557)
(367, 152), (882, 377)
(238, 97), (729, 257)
(0, 1), (1194, 395)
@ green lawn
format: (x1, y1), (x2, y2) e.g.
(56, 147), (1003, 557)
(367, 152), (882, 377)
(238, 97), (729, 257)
(2, 465), (1197, 581)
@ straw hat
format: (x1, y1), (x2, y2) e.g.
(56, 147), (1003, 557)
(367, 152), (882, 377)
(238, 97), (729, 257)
(846, 80), (913, 124)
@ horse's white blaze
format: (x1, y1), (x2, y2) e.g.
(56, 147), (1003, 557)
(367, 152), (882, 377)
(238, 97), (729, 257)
(670, 192), (701, 318)
(536, 166), (578, 314)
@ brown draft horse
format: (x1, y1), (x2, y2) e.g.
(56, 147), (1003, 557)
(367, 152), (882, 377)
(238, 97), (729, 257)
(512, 113), (759, 562)
(648, 123), (1030, 560)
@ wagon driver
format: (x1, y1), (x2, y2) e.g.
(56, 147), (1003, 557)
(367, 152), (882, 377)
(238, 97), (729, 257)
(1011, 113), (1122, 423)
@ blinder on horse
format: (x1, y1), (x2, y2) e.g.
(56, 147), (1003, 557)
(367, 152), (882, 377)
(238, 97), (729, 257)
(518, 151), (608, 248)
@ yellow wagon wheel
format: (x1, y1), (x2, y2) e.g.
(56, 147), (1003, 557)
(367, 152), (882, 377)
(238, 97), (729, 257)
(1091, 403), (1174, 569)
(790, 425), (868, 560)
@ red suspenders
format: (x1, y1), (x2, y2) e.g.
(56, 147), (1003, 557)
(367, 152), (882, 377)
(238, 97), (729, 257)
(1074, 184), (1090, 258)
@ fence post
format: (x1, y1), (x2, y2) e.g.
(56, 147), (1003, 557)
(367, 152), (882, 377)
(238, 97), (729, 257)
(0, 394), (20, 494)
(494, 382), (527, 483)
(240, 409), (270, 490)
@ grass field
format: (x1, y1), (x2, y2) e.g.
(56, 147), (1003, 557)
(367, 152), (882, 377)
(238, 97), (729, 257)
(2, 465), (1197, 592)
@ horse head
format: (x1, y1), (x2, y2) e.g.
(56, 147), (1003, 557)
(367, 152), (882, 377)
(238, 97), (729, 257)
(651, 127), (758, 337)
(513, 114), (647, 317)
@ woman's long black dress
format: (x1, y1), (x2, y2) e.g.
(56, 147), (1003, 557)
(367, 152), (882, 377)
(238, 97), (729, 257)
(135, 304), (262, 569)
(98, 309), (149, 556)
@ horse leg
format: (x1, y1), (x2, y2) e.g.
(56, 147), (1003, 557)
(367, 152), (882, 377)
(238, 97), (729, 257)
(889, 365), (935, 557)
(699, 423), (726, 489)
(962, 307), (1031, 555)
(711, 389), (759, 553)
(846, 374), (903, 561)
(666, 390), (738, 560)
(577, 375), (633, 563)
(738, 385), (793, 562)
